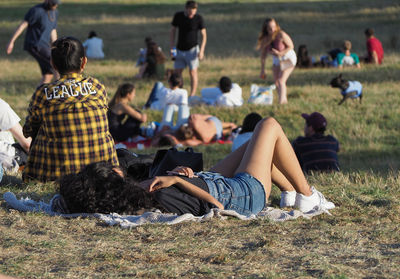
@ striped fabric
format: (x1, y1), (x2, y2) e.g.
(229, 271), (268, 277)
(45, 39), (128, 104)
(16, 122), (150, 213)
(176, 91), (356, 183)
(292, 134), (340, 173)
(23, 73), (118, 182)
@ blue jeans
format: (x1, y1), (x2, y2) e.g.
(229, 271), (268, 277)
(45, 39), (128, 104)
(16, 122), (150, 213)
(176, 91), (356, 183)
(161, 104), (190, 130)
(197, 171), (266, 216)
(144, 81), (165, 109)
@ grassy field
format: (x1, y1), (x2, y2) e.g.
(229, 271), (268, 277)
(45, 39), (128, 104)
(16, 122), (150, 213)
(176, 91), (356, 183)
(1, 0), (400, 278)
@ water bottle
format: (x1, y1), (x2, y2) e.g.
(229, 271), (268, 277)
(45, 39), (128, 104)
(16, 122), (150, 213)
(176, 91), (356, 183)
(171, 47), (177, 61)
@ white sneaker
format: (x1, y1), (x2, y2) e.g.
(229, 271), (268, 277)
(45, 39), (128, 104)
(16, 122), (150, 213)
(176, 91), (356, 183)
(294, 187), (335, 213)
(280, 191), (296, 208)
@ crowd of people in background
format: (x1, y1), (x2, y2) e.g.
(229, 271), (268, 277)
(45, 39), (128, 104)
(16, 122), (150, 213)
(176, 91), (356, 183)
(1, 0), (387, 226)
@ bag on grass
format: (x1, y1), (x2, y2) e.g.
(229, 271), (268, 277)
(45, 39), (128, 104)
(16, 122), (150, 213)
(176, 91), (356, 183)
(149, 147), (203, 177)
(248, 84), (276, 105)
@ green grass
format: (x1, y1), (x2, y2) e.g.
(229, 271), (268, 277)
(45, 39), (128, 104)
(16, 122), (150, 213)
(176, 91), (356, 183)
(1, 0), (400, 278)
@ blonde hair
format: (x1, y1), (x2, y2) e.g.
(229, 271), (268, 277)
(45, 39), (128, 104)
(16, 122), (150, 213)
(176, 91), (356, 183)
(256, 18), (281, 50)
(343, 40), (352, 51)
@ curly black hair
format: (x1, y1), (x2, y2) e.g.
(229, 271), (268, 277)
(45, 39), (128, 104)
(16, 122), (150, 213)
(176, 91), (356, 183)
(59, 161), (160, 214)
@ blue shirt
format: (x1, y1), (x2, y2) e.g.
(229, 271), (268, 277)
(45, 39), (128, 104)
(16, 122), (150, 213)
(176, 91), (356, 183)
(24, 4), (58, 50)
(292, 134), (340, 173)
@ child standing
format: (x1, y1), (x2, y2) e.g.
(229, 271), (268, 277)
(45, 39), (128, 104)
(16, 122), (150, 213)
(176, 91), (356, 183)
(23, 36), (119, 182)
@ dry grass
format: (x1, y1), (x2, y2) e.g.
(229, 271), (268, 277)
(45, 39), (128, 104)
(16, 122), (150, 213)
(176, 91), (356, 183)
(0, 0), (400, 278)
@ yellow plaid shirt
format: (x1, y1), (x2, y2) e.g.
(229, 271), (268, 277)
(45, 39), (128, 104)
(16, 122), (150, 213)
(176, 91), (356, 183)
(23, 73), (119, 182)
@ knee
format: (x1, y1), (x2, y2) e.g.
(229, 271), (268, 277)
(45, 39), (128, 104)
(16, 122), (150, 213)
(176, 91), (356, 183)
(257, 117), (282, 132)
(276, 79), (285, 88)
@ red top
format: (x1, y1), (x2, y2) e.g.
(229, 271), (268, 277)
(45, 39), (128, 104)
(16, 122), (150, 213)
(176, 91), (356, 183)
(367, 37), (384, 64)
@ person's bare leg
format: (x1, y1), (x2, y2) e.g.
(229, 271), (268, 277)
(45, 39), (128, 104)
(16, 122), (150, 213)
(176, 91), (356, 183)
(209, 140), (248, 177)
(271, 165), (295, 192)
(210, 137), (298, 193)
(276, 66), (295, 104)
(234, 118), (311, 197)
(189, 68), (198, 96)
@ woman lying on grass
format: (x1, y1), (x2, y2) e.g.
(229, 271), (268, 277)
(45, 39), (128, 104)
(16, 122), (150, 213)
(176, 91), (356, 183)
(59, 117), (335, 216)
(154, 113), (237, 147)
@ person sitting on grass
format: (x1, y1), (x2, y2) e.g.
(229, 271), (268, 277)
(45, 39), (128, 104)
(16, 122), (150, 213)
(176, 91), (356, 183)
(199, 76), (243, 107)
(144, 72), (188, 112)
(108, 83), (147, 142)
(363, 28), (384, 65)
(231, 112), (262, 151)
(23, 36), (119, 182)
(59, 117), (335, 216)
(82, 31), (105, 59)
(136, 40), (166, 79)
(0, 98), (32, 167)
(292, 112), (340, 173)
(337, 40), (361, 69)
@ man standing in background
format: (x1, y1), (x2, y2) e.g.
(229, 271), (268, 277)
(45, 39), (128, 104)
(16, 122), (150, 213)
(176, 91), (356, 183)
(6, 0), (59, 86)
(170, 1), (207, 97)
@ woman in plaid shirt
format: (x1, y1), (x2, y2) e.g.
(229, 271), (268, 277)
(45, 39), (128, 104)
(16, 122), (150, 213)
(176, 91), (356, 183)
(23, 36), (119, 182)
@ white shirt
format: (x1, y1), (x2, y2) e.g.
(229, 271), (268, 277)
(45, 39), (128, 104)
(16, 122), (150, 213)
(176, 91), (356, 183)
(150, 85), (188, 111)
(201, 83), (243, 107)
(83, 37), (105, 59)
(0, 98), (21, 156)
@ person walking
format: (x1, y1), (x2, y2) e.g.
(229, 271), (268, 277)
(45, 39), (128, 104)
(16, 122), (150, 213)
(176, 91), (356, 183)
(170, 0), (207, 97)
(256, 18), (296, 104)
(6, 0), (60, 86)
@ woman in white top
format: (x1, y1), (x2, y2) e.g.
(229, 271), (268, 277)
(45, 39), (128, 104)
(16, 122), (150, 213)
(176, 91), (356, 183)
(83, 31), (104, 59)
(0, 98), (31, 166)
(256, 18), (296, 104)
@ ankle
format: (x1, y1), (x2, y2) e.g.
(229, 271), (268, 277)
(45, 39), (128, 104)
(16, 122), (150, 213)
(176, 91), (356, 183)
(298, 187), (313, 197)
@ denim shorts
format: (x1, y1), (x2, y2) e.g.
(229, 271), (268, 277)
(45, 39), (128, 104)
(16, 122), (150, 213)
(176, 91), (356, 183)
(197, 171), (266, 216)
(174, 45), (199, 70)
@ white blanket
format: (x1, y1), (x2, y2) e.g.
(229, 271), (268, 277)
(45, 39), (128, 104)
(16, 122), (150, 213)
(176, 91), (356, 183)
(3, 192), (331, 228)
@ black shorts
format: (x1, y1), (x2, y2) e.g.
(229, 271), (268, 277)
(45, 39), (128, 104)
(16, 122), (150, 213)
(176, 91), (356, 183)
(26, 46), (54, 75)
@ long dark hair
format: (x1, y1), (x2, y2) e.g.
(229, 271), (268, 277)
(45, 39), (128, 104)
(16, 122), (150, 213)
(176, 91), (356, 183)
(146, 41), (166, 64)
(51, 37), (85, 75)
(240, 112), (262, 134)
(109, 83), (135, 108)
(59, 161), (159, 214)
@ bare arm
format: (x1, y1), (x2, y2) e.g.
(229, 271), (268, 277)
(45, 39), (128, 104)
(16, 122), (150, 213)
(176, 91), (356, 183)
(9, 124), (32, 152)
(169, 26), (176, 57)
(371, 50), (379, 64)
(260, 40), (269, 79)
(7, 21), (28, 54)
(270, 31), (294, 57)
(140, 176), (224, 209)
(198, 28), (207, 60)
(50, 29), (57, 43)
(121, 103), (147, 122)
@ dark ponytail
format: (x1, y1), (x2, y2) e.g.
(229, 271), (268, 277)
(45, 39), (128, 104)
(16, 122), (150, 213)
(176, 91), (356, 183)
(51, 37), (85, 75)
(109, 83), (135, 108)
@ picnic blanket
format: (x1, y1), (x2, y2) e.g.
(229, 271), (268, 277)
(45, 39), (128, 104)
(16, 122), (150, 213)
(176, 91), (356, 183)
(116, 137), (233, 150)
(3, 192), (332, 228)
